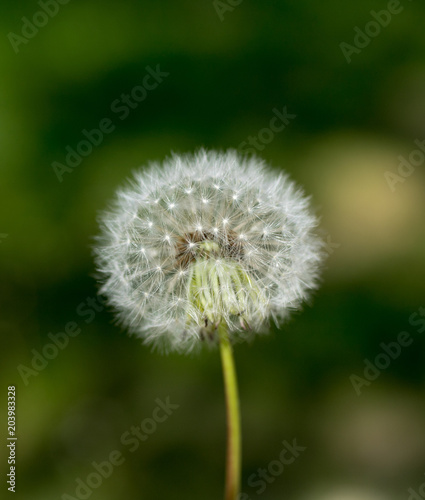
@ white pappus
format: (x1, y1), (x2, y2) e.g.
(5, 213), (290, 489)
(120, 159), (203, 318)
(94, 150), (323, 353)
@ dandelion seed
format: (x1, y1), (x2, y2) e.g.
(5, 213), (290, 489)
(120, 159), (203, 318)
(94, 150), (323, 353)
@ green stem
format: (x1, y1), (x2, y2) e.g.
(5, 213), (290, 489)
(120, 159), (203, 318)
(218, 323), (241, 500)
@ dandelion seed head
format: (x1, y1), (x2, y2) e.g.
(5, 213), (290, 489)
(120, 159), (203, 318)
(94, 150), (324, 353)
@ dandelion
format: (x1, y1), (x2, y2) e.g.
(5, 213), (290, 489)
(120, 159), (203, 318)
(95, 150), (322, 351)
(94, 149), (323, 500)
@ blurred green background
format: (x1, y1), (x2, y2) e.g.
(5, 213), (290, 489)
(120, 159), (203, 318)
(1, 1), (425, 499)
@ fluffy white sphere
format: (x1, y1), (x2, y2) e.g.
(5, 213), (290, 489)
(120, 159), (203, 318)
(94, 150), (323, 352)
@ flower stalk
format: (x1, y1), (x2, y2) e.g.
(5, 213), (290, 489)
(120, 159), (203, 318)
(219, 322), (241, 500)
